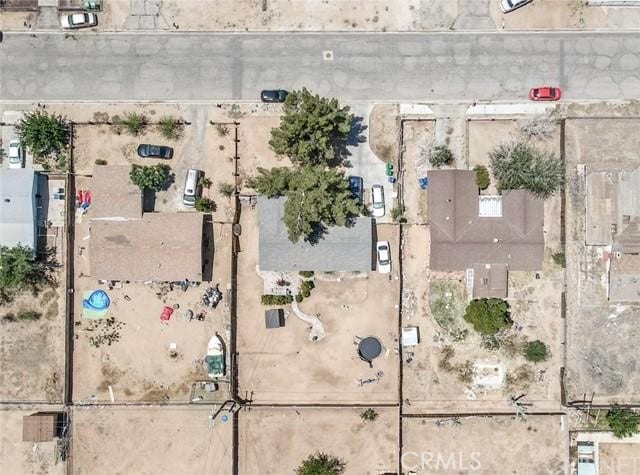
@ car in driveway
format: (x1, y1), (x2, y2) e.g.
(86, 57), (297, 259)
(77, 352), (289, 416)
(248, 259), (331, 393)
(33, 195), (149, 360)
(137, 144), (174, 159)
(376, 241), (391, 274)
(348, 175), (363, 205)
(60, 12), (98, 29)
(7, 139), (24, 169)
(529, 86), (562, 101)
(260, 90), (288, 103)
(500, 0), (533, 13)
(371, 184), (385, 218)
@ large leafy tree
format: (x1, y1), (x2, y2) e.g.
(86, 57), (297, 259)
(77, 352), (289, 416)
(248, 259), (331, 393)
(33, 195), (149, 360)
(463, 298), (512, 335)
(269, 88), (353, 166)
(606, 406), (640, 439)
(0, 245), (55, 303)
(489, 142), (564, 199)
(129, 164), (171, 191)
(15, 110), (71, 158)
(249, 166), (360, 243)
(296, 452), (346, 475)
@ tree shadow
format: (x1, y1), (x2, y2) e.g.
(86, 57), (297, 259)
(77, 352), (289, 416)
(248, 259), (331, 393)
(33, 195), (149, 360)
(329, 114), (368, 167)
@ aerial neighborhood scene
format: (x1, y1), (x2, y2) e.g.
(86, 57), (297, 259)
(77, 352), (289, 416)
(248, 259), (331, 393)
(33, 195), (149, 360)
(2, 1), (640, 474)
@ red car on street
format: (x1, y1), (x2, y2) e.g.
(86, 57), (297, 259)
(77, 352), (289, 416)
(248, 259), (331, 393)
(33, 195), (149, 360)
(529, 86), (562, 101)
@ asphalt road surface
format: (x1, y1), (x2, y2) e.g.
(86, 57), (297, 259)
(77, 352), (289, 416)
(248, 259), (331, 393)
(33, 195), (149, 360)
(1, 31), (639, 102)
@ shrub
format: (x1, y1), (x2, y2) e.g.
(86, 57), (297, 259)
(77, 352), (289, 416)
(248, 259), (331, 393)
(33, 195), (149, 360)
(360, 408), (378, 422)
(121, 112), (148, 136)
(524, 340), (549, 362)
(299, 271), (314, 278)
(296, 452), (346, 475)
(391, 205), (406, 222)
(261, 294), (293, 305)
(95, 159), (108, 166)
(606, 406), (640, 439)
(18, 310), (42, 321)
(157, 116), (184, 140)
(300, 280), (315, 298)
(474, 165), (490, 190)
(195, 197), (216, 212)
(429, 145), (454, 168)
(552, 252), (566, 267)
(463, 298), (512, 335)
(215, 123), (229, 136)
(489, 141), (564, 199)
(199, 177), (213, 189)
(218, 182), (235, 197)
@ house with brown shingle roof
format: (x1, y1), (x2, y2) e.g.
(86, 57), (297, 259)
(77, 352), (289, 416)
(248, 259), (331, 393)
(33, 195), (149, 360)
(428, 169), (545, 272)
(88, 166), (203, 282)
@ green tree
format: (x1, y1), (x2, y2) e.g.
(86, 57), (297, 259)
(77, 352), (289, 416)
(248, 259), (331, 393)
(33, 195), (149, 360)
(474, 165), (490, 190)
(195, 197), (216, 212)
(15, 110), (70, 158)
(296, 452), (346, 475)
(524, 340), (549, 363)
(129, 164), (171, 191)
(360, 408), (379, 422)
(463, 298), (512, 335)
(157, 116), (184, 140)
(0, 245), (54, 303)
(269, 88), (353, 166)
(489, 142), (564, 199)
(606, 406), (640, 439)
(249, 166), (360, 243)
(429, 145), (454, 168)
(217, 182), (235, 197)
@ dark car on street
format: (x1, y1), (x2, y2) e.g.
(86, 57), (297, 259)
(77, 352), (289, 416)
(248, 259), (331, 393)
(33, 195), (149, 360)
(260, 90), (288, 103)
(348, 175), (364, 205)
(137, 144), (174, 159)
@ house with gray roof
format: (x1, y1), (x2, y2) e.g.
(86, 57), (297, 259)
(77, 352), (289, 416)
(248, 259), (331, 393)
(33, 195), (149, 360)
(258, 196), (372, 272)
(428, 169), (545, 271)
(0, 168), (37, 250)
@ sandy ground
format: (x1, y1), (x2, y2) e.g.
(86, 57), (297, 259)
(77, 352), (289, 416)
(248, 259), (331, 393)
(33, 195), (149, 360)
(236, 209), (400, 403)
(71, 406), (232, 475)
(401, 120), (434, 224)
(402, 415), (567, 474)
(0, 272), (66, 403)
(0, 406), (66, 475)
(599, 443), (640, 475)
(564, 117), (640, 404)
(72, 172), (233, 402)
(238, 407), (399, 474)
(4, 1), (640, 32)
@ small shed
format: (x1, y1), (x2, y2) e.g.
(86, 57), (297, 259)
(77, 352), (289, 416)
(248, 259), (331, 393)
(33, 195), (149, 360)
(265, 309), (285, 329)
(22, 414), (56, 442)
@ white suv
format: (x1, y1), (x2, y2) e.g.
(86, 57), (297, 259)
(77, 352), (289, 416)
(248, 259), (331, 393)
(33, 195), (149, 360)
(8, 139), (24, 169)
(371, 184), (385, 218)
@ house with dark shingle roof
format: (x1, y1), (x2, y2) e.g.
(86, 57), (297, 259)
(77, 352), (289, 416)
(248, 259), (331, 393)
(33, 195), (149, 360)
(258, 196), (372, 272)
(428, 169), (544, 272)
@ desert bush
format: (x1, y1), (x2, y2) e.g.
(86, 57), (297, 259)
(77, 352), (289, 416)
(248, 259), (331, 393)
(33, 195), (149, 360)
(195, 197), (216, 212)
(218, 182), (235, 197)
(474, 165), (490, 190)
(524, 340), (549, 363)
(261, 294), (293, 305)
(121, 112), (148, 136)
(429, 145), (454, 168)
(157, 116), (184, 140)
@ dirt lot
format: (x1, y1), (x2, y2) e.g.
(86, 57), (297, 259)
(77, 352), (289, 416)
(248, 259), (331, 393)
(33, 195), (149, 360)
(71, 173), (233, 402)
(400, 119), (564, 413)
(564, 118), (640, 404)
(599, 443), (640, 475)
(238, 407), (398, 474)
(402, 415), (567, 474)
(71, 406), (232, 475)
(0, 275), (66, 402)
(0, 406), (66, 475)
(236, 208), (400, 403)
(401, 120), (434, 224)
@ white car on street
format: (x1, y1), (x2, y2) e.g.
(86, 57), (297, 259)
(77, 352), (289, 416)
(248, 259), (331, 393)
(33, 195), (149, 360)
(371, 184), (385, 218)
(60, 12), (98, 29)
(7, 139), (24, 169)
(376, 240), (391, 274)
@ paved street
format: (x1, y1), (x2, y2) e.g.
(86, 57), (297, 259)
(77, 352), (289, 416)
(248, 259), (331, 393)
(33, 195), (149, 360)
(1, 31), (640, 101)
